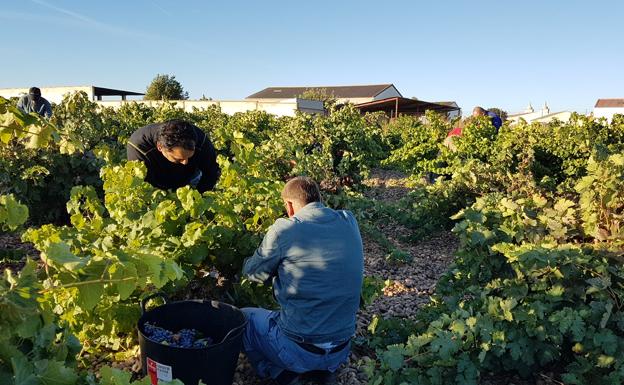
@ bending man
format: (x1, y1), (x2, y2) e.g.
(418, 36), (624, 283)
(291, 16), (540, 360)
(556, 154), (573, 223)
(127, 119), (220, 192)
(242, 177), (364, 385)
(17, 87), (52, 118)
(472, 106), (502, 132)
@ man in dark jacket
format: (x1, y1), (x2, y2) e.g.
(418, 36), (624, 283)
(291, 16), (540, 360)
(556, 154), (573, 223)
(127, 120), (220, 192)
(17, 87), (52, 118)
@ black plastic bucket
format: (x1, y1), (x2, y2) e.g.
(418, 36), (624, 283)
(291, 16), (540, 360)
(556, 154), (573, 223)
(137, 293), (247, 385)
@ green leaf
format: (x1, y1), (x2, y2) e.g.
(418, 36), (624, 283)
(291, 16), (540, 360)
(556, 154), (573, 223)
(99, 366), (131, 385)
(596, 355), (615, 368)
(382, 345), (405, 371)
(500, 298), (517, 321)
(42, 243), (84, 271)
(11, 355), (39, 385)
(77, 282), (104, 311)
(109, 263), (137, 300)
(0, 194), (29, 230)
(430, 331), (459, 360)
(600, 302), (613, 329)
(35, 360), (78, 385)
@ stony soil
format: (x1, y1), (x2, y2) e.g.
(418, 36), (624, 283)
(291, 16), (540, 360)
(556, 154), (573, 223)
(0, 232), (39, 273)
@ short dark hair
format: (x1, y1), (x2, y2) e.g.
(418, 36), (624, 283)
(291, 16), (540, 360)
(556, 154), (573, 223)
(28, 87), (41, 96)
(282, 176), (321, 205)
(473, 106), (486, 115)
(157, 120), (196, 151)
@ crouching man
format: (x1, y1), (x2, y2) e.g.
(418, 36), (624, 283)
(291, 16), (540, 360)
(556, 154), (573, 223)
(242, 177), (364, 385)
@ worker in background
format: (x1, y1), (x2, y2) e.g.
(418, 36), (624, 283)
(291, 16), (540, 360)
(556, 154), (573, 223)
(17, 87), (52, 118)
(472, 106), (502, 132)
(444, 107), (502, 150)
(127, 119), (220, 192)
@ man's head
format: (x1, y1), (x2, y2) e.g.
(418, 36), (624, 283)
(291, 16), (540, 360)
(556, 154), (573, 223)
(472, 106), (486, 117)
(156, 120), (196, 165)
(28, 87), (41, 102)
(281, 176), (321, 217)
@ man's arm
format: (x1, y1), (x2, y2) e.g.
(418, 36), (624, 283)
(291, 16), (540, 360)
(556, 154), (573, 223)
(242, 224), (283, 284)
(195, 138), (221, 192)
(126, 141), (147, 162)
(42, 100), (52, 118)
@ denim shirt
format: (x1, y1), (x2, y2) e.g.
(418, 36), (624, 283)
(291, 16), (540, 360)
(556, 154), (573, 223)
(242, 202), (364, 344)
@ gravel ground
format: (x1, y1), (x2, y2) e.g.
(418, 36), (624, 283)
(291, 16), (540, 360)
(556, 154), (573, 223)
(0, 233), (39, 273)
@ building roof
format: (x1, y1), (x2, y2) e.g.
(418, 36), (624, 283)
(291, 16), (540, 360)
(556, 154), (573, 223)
(595, 99), (624, 108)
(354, 97), (460, 115)
(246, 84), (399, 99)
(93, 86), (144, 97)
(435, 101), (459, 107)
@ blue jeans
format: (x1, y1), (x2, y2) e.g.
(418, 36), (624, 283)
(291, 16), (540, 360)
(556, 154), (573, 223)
(242, 308), (350, 379)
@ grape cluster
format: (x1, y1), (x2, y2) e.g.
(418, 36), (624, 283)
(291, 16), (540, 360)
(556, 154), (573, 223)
(143, 322), (214, 348)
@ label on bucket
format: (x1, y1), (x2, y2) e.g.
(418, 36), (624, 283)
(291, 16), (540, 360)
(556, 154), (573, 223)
(147, 357), (173, 384)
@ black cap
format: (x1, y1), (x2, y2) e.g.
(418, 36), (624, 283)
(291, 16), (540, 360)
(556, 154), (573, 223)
(28, 87), (41, 96)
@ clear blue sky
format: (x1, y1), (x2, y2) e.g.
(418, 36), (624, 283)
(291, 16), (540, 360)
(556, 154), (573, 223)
(1, 0), (623, 114)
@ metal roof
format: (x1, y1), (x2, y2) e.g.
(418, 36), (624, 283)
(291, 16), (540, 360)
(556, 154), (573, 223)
(246, 84), (397, 99)
(93, 86), (144, 97)
(354, 97), (459, 115)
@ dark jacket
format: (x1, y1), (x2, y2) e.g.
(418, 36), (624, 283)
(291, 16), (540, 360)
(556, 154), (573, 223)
(126, 123), (220, 192)
(487, 111), (503, 131)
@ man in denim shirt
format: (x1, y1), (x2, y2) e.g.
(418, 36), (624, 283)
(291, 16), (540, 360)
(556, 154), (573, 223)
(242, 177), (364, 385)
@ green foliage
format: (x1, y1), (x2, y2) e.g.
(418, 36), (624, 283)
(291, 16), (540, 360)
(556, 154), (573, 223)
(576, 153), (624, 241)
(381, 112), (451, 175)
(0, 260), (82, 385)
(0, 195), (28, 231)
(0, 96), (57, 149)
(361, 276), (388, 307)
(297, 88), (336, 108)
(370, 151), (624, 384)
(22, 158), (283, 352)
(144, 74), (189, 101)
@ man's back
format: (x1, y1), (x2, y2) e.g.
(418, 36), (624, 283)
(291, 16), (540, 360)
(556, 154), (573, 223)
(244, 202), (364, 344)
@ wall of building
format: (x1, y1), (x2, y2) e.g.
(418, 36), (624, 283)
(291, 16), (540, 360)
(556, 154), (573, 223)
(594, 107), (624, 123)
(95, 98), (324, 117)
(0, 86), (94, 104)
(532, 111), (573, 124)
(373, 86), (402, 100)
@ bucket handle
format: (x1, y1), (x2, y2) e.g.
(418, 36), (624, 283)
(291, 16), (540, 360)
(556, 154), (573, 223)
(218, 318), (248, 345)
(141, 292), (169, 315)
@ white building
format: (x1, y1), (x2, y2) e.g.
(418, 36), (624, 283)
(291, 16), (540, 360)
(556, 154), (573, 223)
(97, 98), (324, 117)
(594, 99), (624, 122)
(508, 102), (572, 125)
(246, 84), (403, 105)
(0, 85), (324, 117)
(0, 85), (143, 103)
(435, 101), (462, 119)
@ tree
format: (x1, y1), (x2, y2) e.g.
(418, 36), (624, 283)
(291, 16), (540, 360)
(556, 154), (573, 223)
(298, 88), (336, 108)
(144, 74), (189, 100)
(488, 107), (508, 121)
